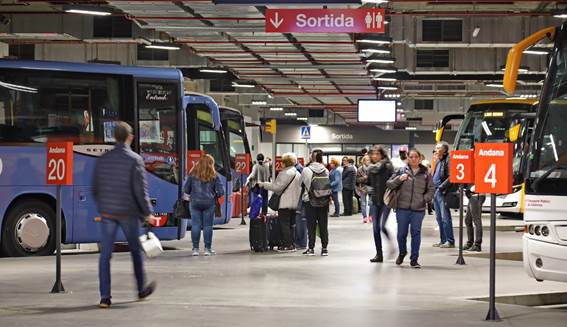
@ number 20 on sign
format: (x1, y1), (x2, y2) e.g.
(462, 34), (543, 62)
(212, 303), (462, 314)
(46, 142), (73, 185)
(449, 150), (474, 184)
(474, 143), (513, 194)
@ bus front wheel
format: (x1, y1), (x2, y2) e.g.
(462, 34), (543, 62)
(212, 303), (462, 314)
(1, 200), (56, 257)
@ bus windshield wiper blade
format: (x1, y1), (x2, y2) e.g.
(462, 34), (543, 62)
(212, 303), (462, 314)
(532, 164), (567, 192)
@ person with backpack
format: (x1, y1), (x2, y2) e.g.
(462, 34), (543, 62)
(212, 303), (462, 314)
(366, 145), (394, 263)
(258, 153), (302, 252)
(301, 149), (332, 256)
(386, 149), (435, 268)
(185, 155), (225, 256)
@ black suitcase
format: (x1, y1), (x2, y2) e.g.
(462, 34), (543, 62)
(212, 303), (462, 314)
(249, 218), (268, 252)
(267, 215), (283, 250)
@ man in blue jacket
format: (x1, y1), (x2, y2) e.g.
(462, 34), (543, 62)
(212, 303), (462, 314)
(93, 122), (156, 308)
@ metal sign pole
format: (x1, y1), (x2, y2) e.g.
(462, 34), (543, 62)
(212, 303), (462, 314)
(456, 184), (466, 265)
(272, 131), (276, 181)
(50, 185), (65, 293)
(240, 174), (246, 225)
(485, 195), (500, 321)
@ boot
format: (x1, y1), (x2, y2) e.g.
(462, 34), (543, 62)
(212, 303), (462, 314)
(370, 253), (383, 263)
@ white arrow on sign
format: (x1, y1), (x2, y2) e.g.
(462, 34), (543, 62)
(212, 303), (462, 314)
(270, 12), (284, 29)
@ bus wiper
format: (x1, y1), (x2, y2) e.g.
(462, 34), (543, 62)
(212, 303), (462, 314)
(532, 164), (567, 192)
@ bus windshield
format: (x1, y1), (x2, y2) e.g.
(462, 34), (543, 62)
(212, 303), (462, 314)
(227, 118), (247, 160)
(455, 102), (534, 182)
(529, 32), (567, 185)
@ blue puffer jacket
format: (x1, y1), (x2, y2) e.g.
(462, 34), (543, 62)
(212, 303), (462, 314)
(329, 167), (343, 193)
(92, 144), (152, 219)
(184, 174), (225, 208)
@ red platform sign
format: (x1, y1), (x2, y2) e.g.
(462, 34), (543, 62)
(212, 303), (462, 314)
(275, 156), (283, 172)
(449, 150), (474, 184)
(235, 153), (251, 174)
(265, 8), (385, 34)
(46, 142), (73, 185)
(474, 143), (513, 194)
(298, 157), (305, 167)
(187, 150), (205, 173)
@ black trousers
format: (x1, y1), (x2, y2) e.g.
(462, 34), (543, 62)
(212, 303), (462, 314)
(465, 195), (485, 246)
(278, 208), (295, 248)
(260, 188), (269, 215)
(306, 203), (329, 249)
(342, 189), (354, 215)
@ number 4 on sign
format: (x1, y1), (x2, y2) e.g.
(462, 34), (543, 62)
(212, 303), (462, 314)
(484, 164), (497, 189)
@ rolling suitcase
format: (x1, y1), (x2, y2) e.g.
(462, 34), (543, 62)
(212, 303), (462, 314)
(266, 215), (283, 250)
(249, 217), (267, 252)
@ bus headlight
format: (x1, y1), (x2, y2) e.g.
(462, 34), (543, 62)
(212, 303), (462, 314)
(541, 226), (550, 237)
(535, 225), (541, 236)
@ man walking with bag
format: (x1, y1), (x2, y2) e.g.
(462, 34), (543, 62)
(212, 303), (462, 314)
(93, 121), (157, 308)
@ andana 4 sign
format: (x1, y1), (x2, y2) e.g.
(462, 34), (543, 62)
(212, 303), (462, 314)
(474, 143), (513, 194)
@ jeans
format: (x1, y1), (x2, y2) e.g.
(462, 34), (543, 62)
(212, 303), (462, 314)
(433, 190), (454, 244)
(331, 192), (340, 215)
(190, 204), (215, 249)
(295, 202), (308, 248)
(342, 189), (354, 215)
(360, 193), (368, 217)
(99, 217), (145, 299)
(278, 208), (295, 248)
(396, 209), (425, 261)
(465, 195), (485, 246)
(370, 201), (391, 253)
(306, 203), (329, 249)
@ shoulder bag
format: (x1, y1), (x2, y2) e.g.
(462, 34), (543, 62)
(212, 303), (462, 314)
(268, 173), (297, 211)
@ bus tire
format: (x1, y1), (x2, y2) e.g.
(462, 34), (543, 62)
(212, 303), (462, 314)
(1, 200), (56, 257)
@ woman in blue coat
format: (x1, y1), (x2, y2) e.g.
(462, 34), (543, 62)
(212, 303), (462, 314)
(329, 158), (343, 217)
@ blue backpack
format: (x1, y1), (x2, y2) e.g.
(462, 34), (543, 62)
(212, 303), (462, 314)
(249, 190), (263, 219)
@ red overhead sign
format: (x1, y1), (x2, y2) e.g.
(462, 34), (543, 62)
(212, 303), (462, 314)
(265, 8), (385, 34)
(46, 142), (73, 185)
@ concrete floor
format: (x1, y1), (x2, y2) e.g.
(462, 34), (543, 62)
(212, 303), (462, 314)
(1, 212), (567, 327)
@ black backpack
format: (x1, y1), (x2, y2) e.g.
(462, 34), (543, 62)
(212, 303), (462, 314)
(308, 168), (332, 207)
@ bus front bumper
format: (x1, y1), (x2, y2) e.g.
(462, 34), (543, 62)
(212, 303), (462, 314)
(523, 236), (567, 282)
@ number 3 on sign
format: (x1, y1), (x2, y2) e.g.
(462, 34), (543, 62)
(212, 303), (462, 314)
(456, 163), (465, 181)
(484, 164), (497, 189)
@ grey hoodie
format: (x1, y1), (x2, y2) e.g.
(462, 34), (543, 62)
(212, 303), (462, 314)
(301, 162), (328, 202)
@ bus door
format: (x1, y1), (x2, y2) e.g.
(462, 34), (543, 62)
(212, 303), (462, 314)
(185, 100), (232, 224)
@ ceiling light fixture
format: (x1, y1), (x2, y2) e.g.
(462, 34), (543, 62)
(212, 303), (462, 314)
(374, 77), (397, 82)
(553, 13), (567, 19)
(64, 6), (112, 16)
(297, 117), (308, 121)
(361, 0), (389, 3)
(370, 68), (397, 74)
(378, 86), (398, 91)
(405, 126), (417, 131)
(145, 44), (180, 51)
(472, 26), (480, 38)
(232, 82), (256, 88)
(500, 65), (528, 73)
(252, 101), (267, 105)
(524, 48), (549, 55)
(361, 48), (391, 55)
(485, 83), (504, 88)
(199, 68), (228, 74)
(366, 58), (395, 64)
(270, 107), (283, 111)
(356, 37), (392, 45)
(284, 112), (297, 117)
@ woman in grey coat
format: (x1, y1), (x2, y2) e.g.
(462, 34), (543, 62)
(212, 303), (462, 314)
(259, 153), (302, 252)
(387, 149), (435, 269)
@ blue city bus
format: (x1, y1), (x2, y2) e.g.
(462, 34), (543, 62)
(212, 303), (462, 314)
(0, 59), (223, 256)
(185, 94), (233, 225)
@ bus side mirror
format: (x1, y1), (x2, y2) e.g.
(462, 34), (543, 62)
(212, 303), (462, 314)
(508, 123), (521, 142)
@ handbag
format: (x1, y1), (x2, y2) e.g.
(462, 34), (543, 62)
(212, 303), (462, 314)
(174, 198), (190, 219)
(268, 173), (297, 211)
(383, 187), (399, 209)
(139, 228), (163, 258)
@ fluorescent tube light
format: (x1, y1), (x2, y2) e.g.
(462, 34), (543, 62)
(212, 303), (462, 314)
(485, 83), (503, 88)
(370, 68), (397, 73)
(524, 49), (549, 55)
(361, 48), (391, 55)
(252, 101), (267, 105)
(378, 86), (398, 90)
(199, 68), (227, 73)
(270, 107), (283, 111)
(374, 77), (397, 82)
(297, 117), (308, 121)
(145, 44), (180, 50)
(284, 112), (297, 117)
(65, 8), (112, 16)
(232, 82), (255, 88)
(472, 27), (480, 38)
(366, 58), (395, 64)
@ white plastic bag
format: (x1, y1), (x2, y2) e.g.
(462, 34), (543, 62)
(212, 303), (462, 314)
(139, 231), (163, 258)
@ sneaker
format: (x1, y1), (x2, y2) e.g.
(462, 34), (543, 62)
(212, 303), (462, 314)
(469, 244), (482, 252)
(277, 246), (295, 253)
(303, 248), (315, 256)
(321, 248), (329, 256)
(410, 260), (422, 269)
(192, 248), (200, 256)
(138, 281), (156, 301)
(370, 253), (383, 263)
(331, 213), (340, 218)
(99, 298), (111, 309)
(204, 248), (216, 256)
(395, 254), (406, 265)
(440, 242), (456, 249)
(463, 243), (473, 251)
(432, 242), (443, 247)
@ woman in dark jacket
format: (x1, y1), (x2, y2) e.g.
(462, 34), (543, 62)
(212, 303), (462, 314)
(366, 145), (394, 263)
(387, 149), (435, 268)
(185, 154), (225, 257)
